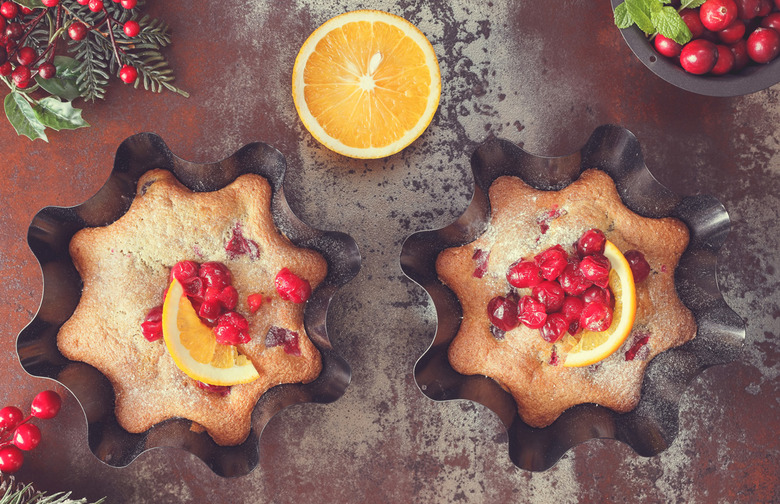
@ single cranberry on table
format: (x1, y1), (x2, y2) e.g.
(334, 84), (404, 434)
(119, 64), (138, 84)
(711, 44), (736, 74)
(747, 27), (780, 63)
(680, 38), (720, 74)
(700, 0), (739, 32)
(655, 34), (682, 58)
(31, 390), (62, 419)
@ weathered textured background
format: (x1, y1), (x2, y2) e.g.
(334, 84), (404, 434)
(1, 1), (778, 502)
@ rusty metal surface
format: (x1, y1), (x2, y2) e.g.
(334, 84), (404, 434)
(0, 1), (777, 502)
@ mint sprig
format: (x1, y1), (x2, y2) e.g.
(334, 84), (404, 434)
(614, 0), (707, 45)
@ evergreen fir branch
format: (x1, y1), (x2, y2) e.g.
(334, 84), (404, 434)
(70, 37), (109, 101)
(0, 475), (105, 504)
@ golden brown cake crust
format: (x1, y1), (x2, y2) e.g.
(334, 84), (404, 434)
(437, 169), (696, 428)
(58, 169), (327, 446)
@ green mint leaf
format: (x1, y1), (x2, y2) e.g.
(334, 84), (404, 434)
(4, 91), (48, 142)
(33, 97), (90, 131)
(624, 0), (656, 35)
(614, 3), (634, 29)
(652, 6), (692, 44)
(35, 56), (82, 102)
(13, 0), (44, 8)
(681, 0), (706, 8)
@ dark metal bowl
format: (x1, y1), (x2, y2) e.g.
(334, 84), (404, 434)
(611, 0), (780, 96)
(18, 133), (359, 477)
(401, 124), (745, 471)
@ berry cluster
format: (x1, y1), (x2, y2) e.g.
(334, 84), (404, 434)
(0, 0), (141, 88)
(483, 229), (651, 345)
(656, 0), (780, 74)
(0, 390), (62, 474)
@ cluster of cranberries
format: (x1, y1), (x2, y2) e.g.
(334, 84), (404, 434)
(0, 390), (61, 474)
(485, 229), (650, 345)
(0, 0), (140, 88)
(654, 0), (780, 75)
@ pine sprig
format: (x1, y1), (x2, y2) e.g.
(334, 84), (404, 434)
(0, 475), (105, 504)
(71, 37), (109, 101)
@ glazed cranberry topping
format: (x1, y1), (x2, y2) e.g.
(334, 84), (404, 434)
(534, 245), (568, 281)
(170, 260), (199, 283)
(472, 248), (489, 278)
(487, 295), (520, 331)
(580, 301), (613, 332)
(579, 254), (611, 288)
(624, 249), (651, 283)
(506, 259), (543, 288)
(558, 260), (593, 296)
(247, 293), (264, 313)
(225, 222), (260, 259)
(575, 228), (606, 257)
(540, 312), (568, 343)
(518, 295), (547, 329)
(275, 267), (312, 303)
(214, 311), (250, 345)
(265, 326), (301, 355)
(195, 381), (231, 396)
(532, 280), (565, 312)
(580, 285), (612, 306)
(625, 334), (651, 361)
(199, 262), (231, 291)
(141, 306), (163, 341)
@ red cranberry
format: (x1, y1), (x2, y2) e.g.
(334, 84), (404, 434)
(580, 301), (613, 332)
(734, 0), (761, 20)
(471, 249), (489, 278)
(0, 2), (19, 19)
(532, 280), (565, 312)
(487, 295), (520, 332)
(123, 20), (140, 37)
(198, 299), (222, 320)
(711, 44), (736, 74)
(506, 259), (542, 288)
(747, 27), (780, 63)
(141, 305), (163, 341)
(558, 260), (593, 296)
(88, 0), (104, 12)
(681, 8), (706, 39)
(761, 13), (780, 33)
(180, 276), (205, 300)
(560, 296), (584, 325)
(730, 39), (750, 70)
(700, 0), (739, 32)
(539, 312), (569, 343)
(247, 293), (264, 313)
(13, 423), (41, 451)
(718, 20), (746, 44)
(518, 295), (547, 329)
(119, 64), (137, 83)
(625, 335), (651, 361)
(37, 61), (56, 79)
(579, 254), (611, 288)
(655, 34), (682, 58)
(680, 38), (719, 74)
(42, 0), (60, 6)
(576, 229), (606, 257)
(275, 267), (312, 303)
(195, 381), (230, 396)
(11, 64), (29, 85)
(16, 46), (35, 66)
(214, 312), (250, 345)
(0, 61), (10, 76)
(0, 445), (23, 474)
(76, 0), (89, 5)
(218, 286), (238, 310)
(171, 260), (199, 283)
(624, 250), (651, 283)
(581, 285), (612, 306)
(534, 245), (568, 281)
(265, 326), (301, 355)
(0, 406), (23, 431)
(5, 22), (22, 40)
(756, 0), (772, 15)
(30, 390), (61, 419)
(199, 262), (231, 290)
(120, 0), (137, 7)
(68, 22), (87, 41)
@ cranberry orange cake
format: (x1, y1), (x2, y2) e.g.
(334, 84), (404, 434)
(57, 169), (327, 446)
(436, 169), (696, 428)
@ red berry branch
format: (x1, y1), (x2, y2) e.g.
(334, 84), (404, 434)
(0, 390), (62, 474)
(0, 0), (187, 141)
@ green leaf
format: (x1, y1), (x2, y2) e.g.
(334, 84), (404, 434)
(624, 0), (656, 35)
(614, 3), (634, 29)
(4, 92), (48, 141)
(35, 56), (82, 101)
(13, 0), (44, 8)
(33, 97), (90, 131)
(652, 6), (692, 44)
(681, 0), (706, 8)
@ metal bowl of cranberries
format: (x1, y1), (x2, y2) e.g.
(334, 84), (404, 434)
(611, 0), (780, 96)
(17, 133), (359, 477)
(400, 124), (745, 471)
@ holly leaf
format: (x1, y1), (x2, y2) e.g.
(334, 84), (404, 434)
(652, 6), (693, 44)
(35, 56), (82, 101)
(624, 0), (656, 35)
(4, 91), (48, 141)
(13, 0), (44, 8)
(614, 3), (634, 29)
(33, 97), (89, 131)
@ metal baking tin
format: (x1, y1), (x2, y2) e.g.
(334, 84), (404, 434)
(401, 124), (745, 471)
(18, 133), (359, 477)
(610, 0), (780, 97)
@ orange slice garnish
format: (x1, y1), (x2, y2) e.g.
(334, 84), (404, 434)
(162, 279), (259, 386)
(561, 241), (637, 367)
(291, 10), (441, 159)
